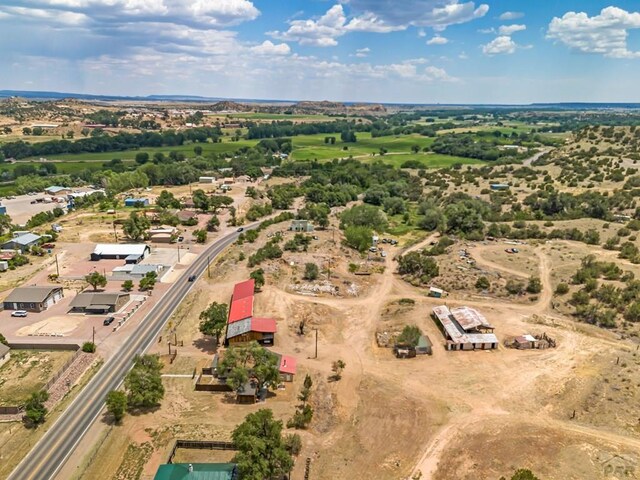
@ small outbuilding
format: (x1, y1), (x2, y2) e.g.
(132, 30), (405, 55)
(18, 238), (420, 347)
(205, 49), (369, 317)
(0, 344), (10, 368)
(278, 354), (297, 382)
(3, 286), (64, 312)
(513, 334), (539, 350)
(198, 176), (217, 184)
(148, 227), (177, 244)
(416, 335), (433, 355)
(428, 287), (445, 299)
(69, 292), (130, 314)
(124, 198), (150, 207)
(236, 382), (257, 404)
(490, 184), (510, 191)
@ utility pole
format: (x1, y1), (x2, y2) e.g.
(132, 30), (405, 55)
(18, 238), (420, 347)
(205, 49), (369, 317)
(314, 328), (318, 359)
(113, 223), (118, 242)
(92, 326), (95, 345)
(177, 245), (181, 263)
(55, 254), (60, 277)
(207, 255), (211, 278)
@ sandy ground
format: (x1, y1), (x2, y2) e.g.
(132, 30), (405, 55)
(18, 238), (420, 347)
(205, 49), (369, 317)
(48, 220), (640, 480)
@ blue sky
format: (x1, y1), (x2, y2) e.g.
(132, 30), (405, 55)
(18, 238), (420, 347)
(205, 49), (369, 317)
(1, 1), (640, 103)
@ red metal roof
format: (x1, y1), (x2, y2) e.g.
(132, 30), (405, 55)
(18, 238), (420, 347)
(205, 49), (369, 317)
(228, 296), (254, 323)
(251, 317), (277, 333)
(233, 279), (255, 302)
(279, 355), (297, 375)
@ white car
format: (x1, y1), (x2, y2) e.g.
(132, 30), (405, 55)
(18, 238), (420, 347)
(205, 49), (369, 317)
(11, 310), (28, 317)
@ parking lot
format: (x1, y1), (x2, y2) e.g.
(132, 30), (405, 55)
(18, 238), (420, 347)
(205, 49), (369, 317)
(2, 193), (64, 225)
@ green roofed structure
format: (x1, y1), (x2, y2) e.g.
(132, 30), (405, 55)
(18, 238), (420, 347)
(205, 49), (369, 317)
(154, 463), (238, 480)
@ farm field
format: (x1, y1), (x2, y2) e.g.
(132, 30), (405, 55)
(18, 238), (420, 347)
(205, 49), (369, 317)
(11, 132), (476, 169)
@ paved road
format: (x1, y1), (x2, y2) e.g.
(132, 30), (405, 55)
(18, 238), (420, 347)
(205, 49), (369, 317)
(7, 228), (246, 480)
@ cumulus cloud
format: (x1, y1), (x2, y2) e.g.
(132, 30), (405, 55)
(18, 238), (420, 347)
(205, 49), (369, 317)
(250, 40), (290, 56)
(547, 6), (640, 58)
(354, 47), (371, 57)
(271, 1), (488, 46)
(427, 35), (449, 45)
(482, 35), (516, 55)
(499, 11), (524, 21)
(268, 5), (402, 47)
(345, 0), (489, 30)
(0, 0), (260, 27)
(498, 24), (526, 35)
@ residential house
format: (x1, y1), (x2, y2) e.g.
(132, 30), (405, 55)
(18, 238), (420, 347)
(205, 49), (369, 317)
(277, 354), (297, 382)
(154, 463), (238, 480)
(289, 220), (314, 233)
(45, 186), (71, 196)
(3, 286), (63, 312)
(2, 233), (42, 252)
(148, 227), (177, 244)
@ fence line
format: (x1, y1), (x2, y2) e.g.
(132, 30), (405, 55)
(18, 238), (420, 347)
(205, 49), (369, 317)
(166, 439), (236, 464)
(44, 348), (83, 391)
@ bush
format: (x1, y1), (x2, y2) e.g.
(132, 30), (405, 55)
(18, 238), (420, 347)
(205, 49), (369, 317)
(555, 283), (569, 295)
(505, 280), (524, 295)
(23, 390), (49, 428)
(475, 276), (490, 290)
(82, 341), (96, 353)
(303, 263), (319, 281)
(526, 277), (542, 294)
(284, 433), (302, 456)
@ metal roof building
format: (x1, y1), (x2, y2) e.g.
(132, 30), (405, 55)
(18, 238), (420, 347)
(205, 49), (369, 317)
(91, 244), (150, 261)
(3, 285), (63, 312)
(232, 279), (255, 301)
(432, 306), (498, 351)
(154, 463), (237, 480)
(69, 292), (130, 313)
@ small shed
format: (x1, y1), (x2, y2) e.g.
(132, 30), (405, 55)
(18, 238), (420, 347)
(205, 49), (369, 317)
(416, 335), (433, 355)
(490, 184), (510, 191)
(124, 198), (150, 207)
(199, 176), (217, 184)
(278, 354), (297, 382)
(236, 382), (257, 404)
(514, 334), (539, 350)
(428, 287), (445, 299)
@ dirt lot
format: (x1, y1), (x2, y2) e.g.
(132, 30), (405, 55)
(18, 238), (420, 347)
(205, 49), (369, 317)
(28, 196), (639, 480)
(0, 349), (75, 405)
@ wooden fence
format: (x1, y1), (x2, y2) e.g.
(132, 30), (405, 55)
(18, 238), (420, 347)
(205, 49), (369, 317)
(194, 374), (232, 392)
(166, 439), (236, 464)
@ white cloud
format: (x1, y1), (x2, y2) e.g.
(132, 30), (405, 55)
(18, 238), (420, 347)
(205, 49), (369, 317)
(418, 28), (426, 37)
(0, 0), (260, 27)
(345, 0), (489, 30)
(498, 24), (526, 36)
(271, 2), (488, 46)
(269, 5), (402, 47)
(499, 11), (524, 21)
(427, 35), (449, 45)
(482, 35), (516, 55)
(355, 47), (371, 57)
(250, 40), (290, 56)
(547, 6), (640, 58)
(458, 51), (469, 59)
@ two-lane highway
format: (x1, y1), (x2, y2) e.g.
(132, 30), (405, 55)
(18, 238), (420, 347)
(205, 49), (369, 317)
(8, 228), (247, 480)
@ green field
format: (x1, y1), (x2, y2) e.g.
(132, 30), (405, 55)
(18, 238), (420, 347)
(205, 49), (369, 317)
(290, 132), (435, 160)
(216, 112), (342, 121)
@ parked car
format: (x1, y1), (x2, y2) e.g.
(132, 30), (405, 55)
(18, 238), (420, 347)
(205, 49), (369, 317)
(369, 246), (377, 252)
(103, 316), (115, 326)
(237, 227), (244, 232)
(188, 274), (197, 282)
(41, 243), (55, 249)
(11, 310), (28, 317)
(177, 236), (184, 242)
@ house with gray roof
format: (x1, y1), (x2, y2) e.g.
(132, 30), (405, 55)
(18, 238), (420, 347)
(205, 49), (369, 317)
(3, 286), (64, 312)
(2, 233), (42, 253)
(69, 292), (130, 314)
